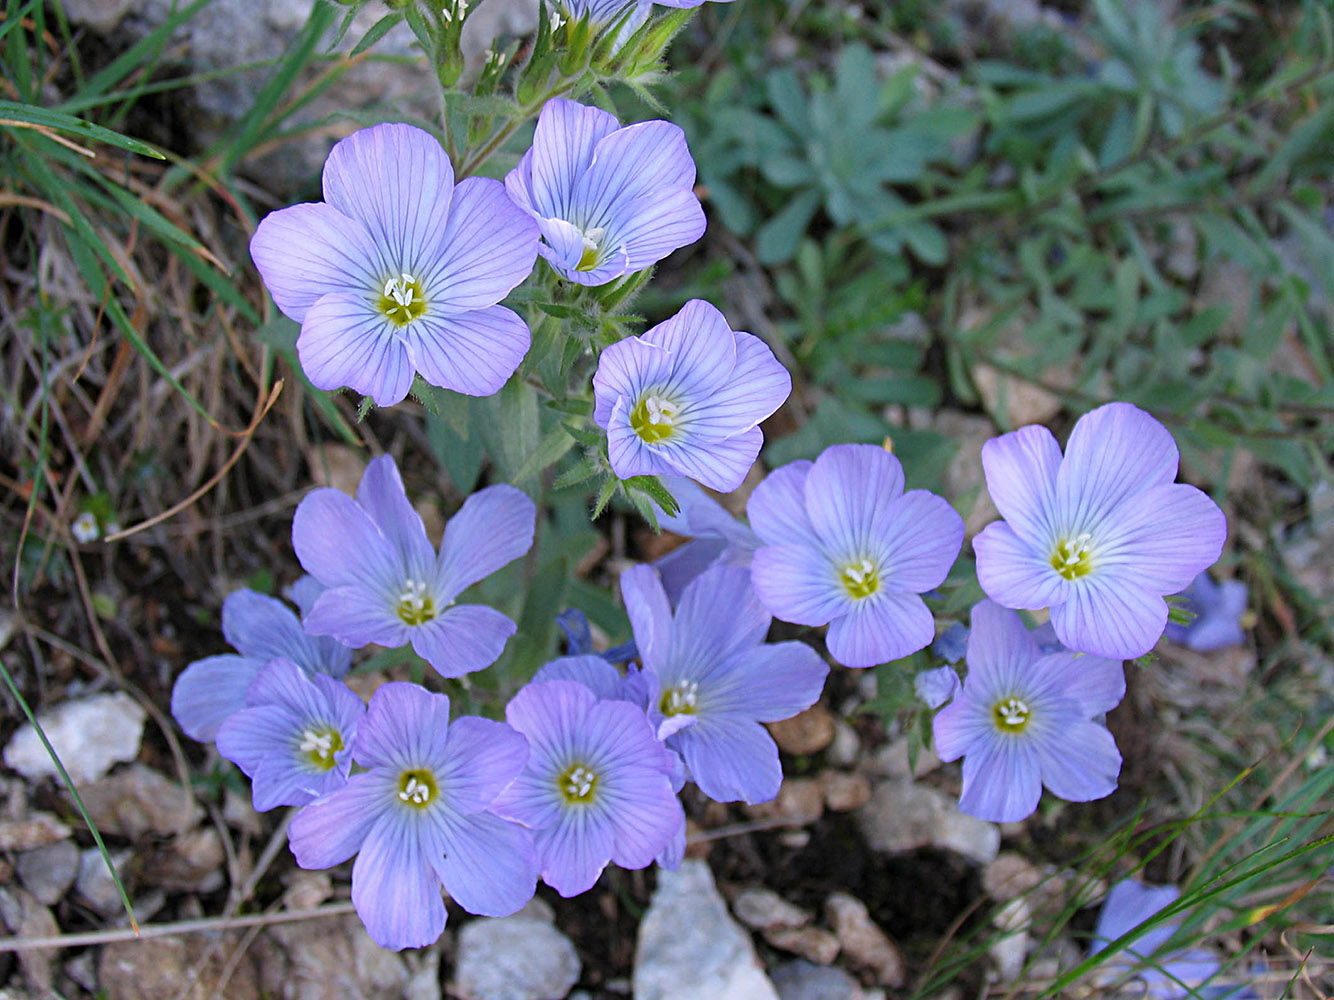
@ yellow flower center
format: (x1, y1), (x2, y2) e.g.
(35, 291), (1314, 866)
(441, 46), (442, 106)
(1050, 533), (1095, 580)
(396, 580), (436, 626)
(378, 272), (427, 327)
(576, 227), (605, 272)
(840, 558), (880, 599)
(397, 769), (438, 809)
(993, 696), (1031, 732)
(630, 393), (679, 444)
(659, 680), (699, 717)
(557, 763), (599, 804)
(298, 726), (344, 771)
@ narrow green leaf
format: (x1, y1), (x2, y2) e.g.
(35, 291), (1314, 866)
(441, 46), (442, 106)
(0, 99), (164, 157)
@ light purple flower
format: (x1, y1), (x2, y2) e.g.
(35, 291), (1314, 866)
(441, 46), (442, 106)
(974, 402), (1228, 660)
(593, 300), (791, 492)
(623, 563), (828, 804)
(1090, 879), (1229, 999)
(747, 444), (964, 668)
(933, 599), (1124, 823)
(171, 585), (353, 742)
(250, 123), (539, 406)
(1163, 573), (1248, 652)
(293, 455), (535, 679)
(652, 476), (761, 603)
(915, 665), (961, 710)
(504, 99), (706, 286)
(215, 658), (364, 811)
(288, 683), (537, 951)
(532, 654), (645, 704)
(491, 680), (682, 897)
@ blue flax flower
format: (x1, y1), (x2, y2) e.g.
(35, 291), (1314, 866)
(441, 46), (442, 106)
(651, 476), (761, 604)
(748, 443), (964, 668)
(1162, 572), (1248, 652)
(288, 683), (537, 951)
(504, 99), (706, 285)
(1090, 879), (1247, 999)
(974, 402), (1228, 660)
(171, 584), (352, 742)
(292, 455), (535, 679)
(593, 299), (791, 492)
(932, 600), (1124, 823)
(215, 657), (364, 811)
(491, 680), (682, 897)
(623, 563), (828, 804)
(251, 123), (539, 406)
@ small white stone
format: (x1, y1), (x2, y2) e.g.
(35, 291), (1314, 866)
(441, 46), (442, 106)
(3, 692), (146, 784)
(454, 912), (580, 1000)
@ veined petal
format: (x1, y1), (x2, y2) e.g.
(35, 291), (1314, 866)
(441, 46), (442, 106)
(826, 590), (934, 668)
(614, 187), (708, 273)
(932, 696), (992, 763)
(220, 589), (308, 663)
(605, 398), (673, 481)
(435, 484), (536, 600)
(1029, 650), (1125, 716)
(536, 808), (617, 897)
(958, 737), (1042, 823)
(640, 300), (738, 401)
(250, 203), (381, 323)
(430, 809), (538, 916)
(700, 641), (828, 723)
(354, 682), (451, 771)
(534, 655), (627, 701)
(409, 605), (517, 679)
(980, 425), (1063, 546)
(878, 490), (964, 592)
(425, 177), (538, 312)
(974, 521), (1071, 610)
(505, 680), (598, 762)
(302, 586), (407, 652)
(288, 770), (389, 869)
(668, 565), (770, 675)
(750, 543), (848, 627)
(746, 461), (815, 546)
(534, 216), (588, 276)
(621, 564), (673, 670)
(401, 305), (531, 398)
(1093, 483), (1227, 593)
(651, 426), (762, 493)
(673, 718), (781, 804)
(528, 98), (621, 220)
(593, 335), (676, 428)
(292, 488), (402, 594)
(170, 654), (262, 742)
(1051, 578), (1168, 660)
(574, 120), (697, 227)
(296, 292), (414, 406)
(681, 332), (790, 438)
(1035, 720), (1120, 802)
(437, 716), (529, 814)
(804, 444), (905, 556)
(354, 456), (435, 582)
(322, 123), (453, 271)
(605, 773), (683, 871)
(352, 811), (446, 951)
(964, 599), (1043, 687)
(1056, 402), (1179, 533)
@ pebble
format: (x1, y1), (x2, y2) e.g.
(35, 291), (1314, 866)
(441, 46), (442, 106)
(74, 848), (132, 917)
(982, 852), (1043, 903)
(827, 722), (861, 769)
(820, 771), (872, 812)
(763, 925), (841, 965)
(824, 894), (905, 988)
(453, 911), (581, 1000)
(989, 898), (1031, 983)
(281, 870), (333, 911)
(99, 933), (260, 1000)
(862, 739), (941, 780)
(634, 860), (779, 1000)
(856, 780), (999, 865)
(3, 692), (145, 784)
(0, 887), (58, 993)
(745, 778), (824, 828)
(16, 840), (79, 905)
(770, 960), (864, 1000)
(73, 763), (202, 837)
(265, 915), (434, 1000)
(767, 706), (836, 756)
(156, 828), (225, 892)
(731, 887), (811, 931)
(0, 812), (72, 852)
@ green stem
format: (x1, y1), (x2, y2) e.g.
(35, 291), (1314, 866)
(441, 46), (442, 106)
(456, 76), (582, 179)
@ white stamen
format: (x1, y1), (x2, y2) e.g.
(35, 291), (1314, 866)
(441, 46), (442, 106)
(997, 697), (1030, 727)
(843, 559), (875, 586)
(383, 272), (417, 308)
(564, 765), (596, 799)
(299, 729), (335, 761)
(398, 579), (430, 615)
(399, 776), (431, 804)
(645, 395), (676, 426)
(1060, 533), (1093, 568)
(663, 680), (699, 716)
(581, 226), (605, 252)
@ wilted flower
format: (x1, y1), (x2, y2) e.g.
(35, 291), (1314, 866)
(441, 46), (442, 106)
(293, 454), (534, 679)
(504, 99), (705, 285)
(288, 683), (537, 951)
(215, 657), (364, 811)
(171, 585), (352, 742)
(623, 563), (828, 803)
(974, 402), (1228, 659)
(593, 299), (790, 492)
(251, 123), (539, 406)
(933, 600), (1124, 823)
(1162, 572), (1248, 652)
(491, 680), (682, 897)
(748, 444), (964, 668)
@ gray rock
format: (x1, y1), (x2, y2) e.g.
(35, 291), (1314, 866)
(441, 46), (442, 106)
(731, 887), (811, 932)
(770, 961), (864, 1000)
(856, 780), (999, 865)
(99, 933), (261, 1000)
(75, 847), (133, 916)
(0, 812), (72, 852)
(73, 763), (202, 837)
(453, 912), (580, 1000)
(0, 887), (58, 993)
(635, 860), (779, 1000)
(824, 894), (904, 988)
(266, 915), (433, 1000)
(3, 692), (145, 784)
(762, 925), (840, 966)
(16, 840), (79, 905)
